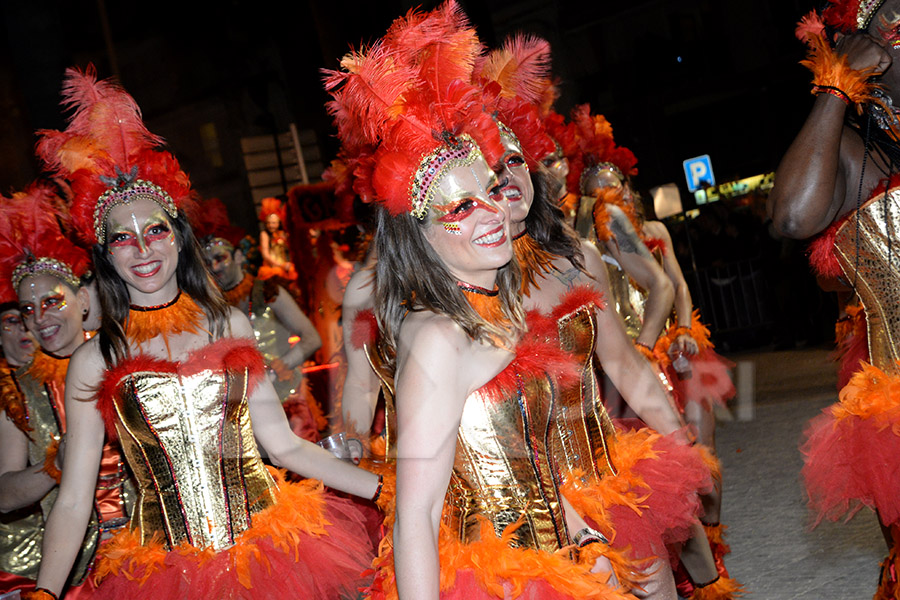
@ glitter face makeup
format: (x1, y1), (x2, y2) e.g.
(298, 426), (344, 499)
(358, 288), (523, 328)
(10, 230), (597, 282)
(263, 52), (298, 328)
(106, 198), (181, 306)
(0, 308), (35, 368)
(17, 275), (85, 356)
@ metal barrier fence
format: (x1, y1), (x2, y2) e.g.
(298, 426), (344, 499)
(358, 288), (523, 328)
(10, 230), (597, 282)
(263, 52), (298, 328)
(685, 258), (775, 336)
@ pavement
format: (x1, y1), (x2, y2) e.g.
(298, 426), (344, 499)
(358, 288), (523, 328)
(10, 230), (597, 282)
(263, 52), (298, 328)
(713, 346), (886, 599)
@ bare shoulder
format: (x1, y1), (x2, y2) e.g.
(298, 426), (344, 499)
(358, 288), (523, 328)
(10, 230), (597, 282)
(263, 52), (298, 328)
(343, 267), (375, 310)
(643, 220), (674, 244)
(68, 337), (108, 399)
(227, 305), (255, 339)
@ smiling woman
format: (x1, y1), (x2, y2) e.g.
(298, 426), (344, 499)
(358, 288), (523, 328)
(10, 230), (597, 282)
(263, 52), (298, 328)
(24, 66), (382, 600)
(323, 2), (637, 599)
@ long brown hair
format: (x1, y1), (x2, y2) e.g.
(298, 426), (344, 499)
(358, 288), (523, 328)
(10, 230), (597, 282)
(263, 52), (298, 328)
(374, 207), (525, 358)
(526, 169), (586, 271)
(93, 212), (231, 365)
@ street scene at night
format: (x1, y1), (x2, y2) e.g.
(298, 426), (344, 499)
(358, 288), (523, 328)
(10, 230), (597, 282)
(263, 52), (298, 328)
(0, 1), (896, 599)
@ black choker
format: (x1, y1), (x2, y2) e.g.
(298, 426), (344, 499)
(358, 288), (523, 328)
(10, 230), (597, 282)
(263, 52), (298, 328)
(41, 349), (72, 360)
(130, 291), (181, 312)
(457, 281), (498, 296)
(512, 229), (528, 241)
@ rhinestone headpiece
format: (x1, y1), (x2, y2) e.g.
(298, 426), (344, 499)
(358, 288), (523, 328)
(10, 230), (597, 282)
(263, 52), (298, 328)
(94, 168), (178, 244)
(203, 237), (234, 253)
(859, 0), (886, 30)
(496, 120), (521, 150)
(409, 134), (483, 219)
(580, 162), (624, 195)
(12, 256), (80, 290)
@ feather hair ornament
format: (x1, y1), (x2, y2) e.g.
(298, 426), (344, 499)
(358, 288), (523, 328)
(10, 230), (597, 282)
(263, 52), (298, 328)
(822, 0), (886, 33)
(567, 104), (638, 196)
(35, 65), (193, 247)
(475, 34), (557, 169)
(0, 182), (91, 303)
(323, 0), (503, 217)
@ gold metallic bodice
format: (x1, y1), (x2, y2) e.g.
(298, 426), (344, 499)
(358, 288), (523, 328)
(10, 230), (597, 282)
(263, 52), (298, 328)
(442, 371), (570, 553)
(835, 187), (900, 375)
(553, 304), (617, 478)
(363, 342), (396, 458)
(605, 256), (645, 340)
(111, 361), (277, 551)
(249, 301), (304, 400)
(14, 369), (96, 584)
(0, 509), (42, 579)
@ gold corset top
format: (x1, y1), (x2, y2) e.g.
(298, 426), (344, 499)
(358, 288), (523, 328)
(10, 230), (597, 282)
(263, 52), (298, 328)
(442, 335), (572, 554)
(548, 289), (618, 479)
(101, 339), (276, 551)
(835, 187), (900, 375)
(250, 304), (303, 398)
(604, 256), (645, 340)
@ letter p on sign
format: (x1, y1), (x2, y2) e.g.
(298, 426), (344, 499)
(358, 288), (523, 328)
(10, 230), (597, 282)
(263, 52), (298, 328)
(683, 155), (715, 193)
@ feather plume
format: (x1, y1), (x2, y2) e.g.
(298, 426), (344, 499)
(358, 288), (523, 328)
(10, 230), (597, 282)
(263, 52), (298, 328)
(795, 10), (826, 45)
(476, 34), (552, 105)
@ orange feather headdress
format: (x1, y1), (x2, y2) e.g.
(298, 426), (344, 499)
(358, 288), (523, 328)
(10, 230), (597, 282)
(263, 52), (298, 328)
(566, 104), (638, 196)
(35, 65), (193, 247)
(322, 1), (503, 218)
(475, 34), (558, 170)
(0, 182), (91, 302)
(190, 197), (246, 251)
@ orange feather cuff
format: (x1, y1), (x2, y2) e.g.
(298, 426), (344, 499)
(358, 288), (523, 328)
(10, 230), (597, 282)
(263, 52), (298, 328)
(41, 438), (62, 484)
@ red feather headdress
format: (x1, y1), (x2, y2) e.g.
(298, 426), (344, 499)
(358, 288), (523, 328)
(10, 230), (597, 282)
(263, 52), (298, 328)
(0, 182), (91, 302)
(475, 35), (557, 170)
(822, 0), (885, 33)
(566, 104), (638, 196)
(190, 197), (246, 251)
(258, 197), (286, 225)
(35, 65), (193, 247)
(322, 1), (503, 217)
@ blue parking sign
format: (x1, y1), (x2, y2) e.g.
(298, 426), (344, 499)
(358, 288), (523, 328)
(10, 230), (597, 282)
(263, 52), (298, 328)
(683, 155), (715, 193)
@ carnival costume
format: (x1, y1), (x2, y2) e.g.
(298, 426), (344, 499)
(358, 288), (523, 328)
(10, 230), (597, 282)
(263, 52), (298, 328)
(790, 2), (900, 596)
(195, 198), (326, 442)
(472, 37), (720, 581)
(325, 3), (637, 598)
(257, 198), (296, 281)
(0, 184), (135, 598)
(34, 66), (373, 599)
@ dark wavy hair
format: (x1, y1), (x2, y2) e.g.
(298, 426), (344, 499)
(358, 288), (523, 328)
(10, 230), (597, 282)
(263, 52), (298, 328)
(374, 207), (525, 358)
(526, 169), (586, 271)
(93, 211), (230, 365)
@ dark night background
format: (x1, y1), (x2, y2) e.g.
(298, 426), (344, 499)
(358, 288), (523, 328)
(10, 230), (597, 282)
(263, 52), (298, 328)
(0, 0), (834, 348)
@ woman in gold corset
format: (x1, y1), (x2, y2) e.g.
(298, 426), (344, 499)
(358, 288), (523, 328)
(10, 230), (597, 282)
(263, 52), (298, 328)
(26, 67), (381, 600)
(325, 3), (635, 599)
(769, 0), (900, 596)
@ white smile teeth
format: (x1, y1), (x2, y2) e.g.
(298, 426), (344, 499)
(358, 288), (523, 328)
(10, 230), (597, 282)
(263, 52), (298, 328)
(475, 230), (504, 245)
(40, 325), (58, 338)
(502, 188), (521, 199)
(133, 263), (158, 274)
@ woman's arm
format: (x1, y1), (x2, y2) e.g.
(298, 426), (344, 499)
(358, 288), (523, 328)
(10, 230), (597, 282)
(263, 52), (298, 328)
(34, 342), (107, 595)
(602, 206), (674, 347)
(393, 315), (469, 600)
(583, 243), (686, 438)
(644, 221), (698, 355)
(231, 309), (379, 498)
(0, 413), (57, 512)
(259, 230), (279, 268)
(340, 267), (381, 435)
(768, 34), (890, 239)
(269, 285), (322, 369)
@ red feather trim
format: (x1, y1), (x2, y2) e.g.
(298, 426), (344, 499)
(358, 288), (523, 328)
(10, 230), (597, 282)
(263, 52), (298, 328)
(822, 0), (864, 33)
(478, 313), (580, 402)
(94, 338), (265, 438)
(643, 237), (667, 256)
(807, 218), (846, 279)
(350, 309), (378, 351)
(549, 285), (606, 322)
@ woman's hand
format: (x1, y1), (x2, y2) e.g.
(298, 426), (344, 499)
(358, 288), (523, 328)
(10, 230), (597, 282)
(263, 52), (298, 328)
(669, 333), (699, 357)
(835, 33), (891, 73)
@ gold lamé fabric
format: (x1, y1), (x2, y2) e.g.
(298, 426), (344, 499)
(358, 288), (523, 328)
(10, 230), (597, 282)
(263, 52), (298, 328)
(112, 365), (277, 551)
(248, 293), (303, 400)
(835, 187), (900, 375)
(364, 342), (396, 459)
(605, 257), (645, 340)
(553, 304), (617, 479)
(0, 508), (42, 579)
(14, 369), (97, 584)
(442, 373), (570, 553)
